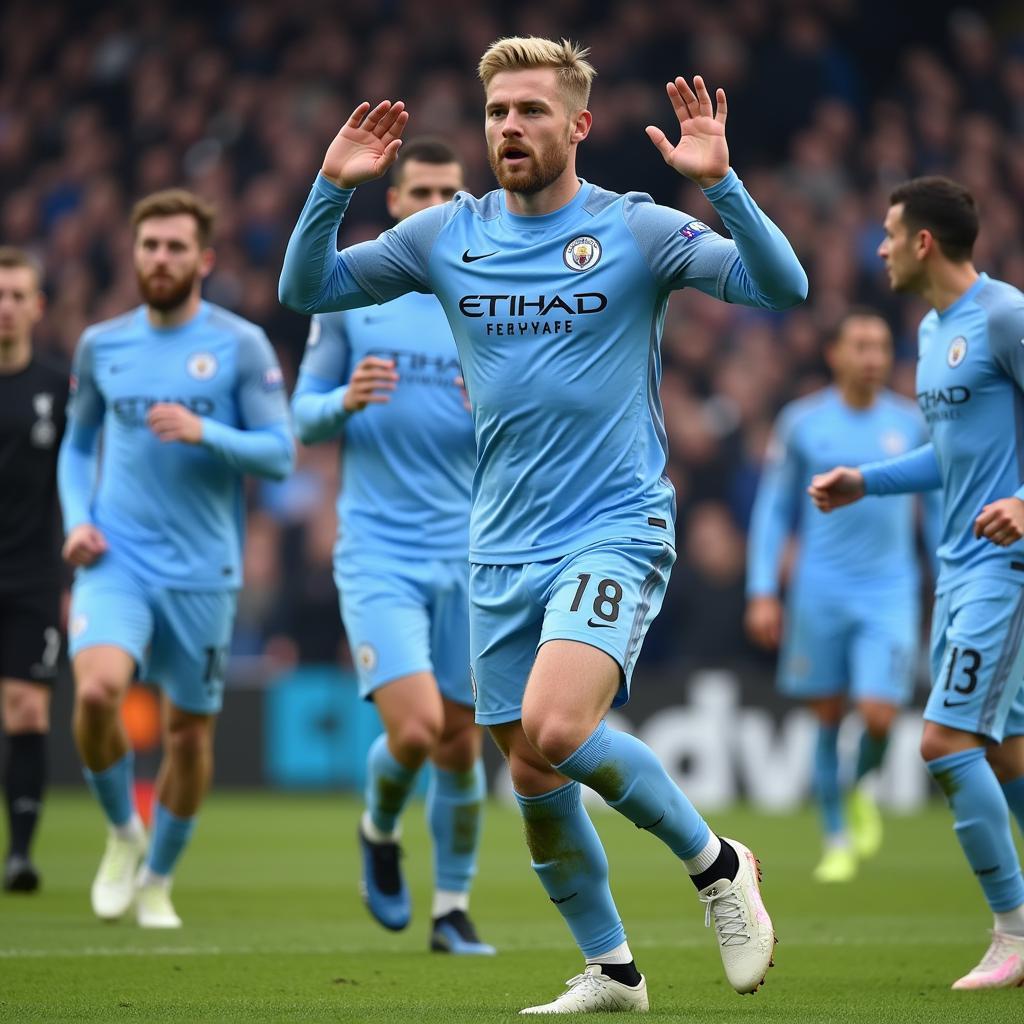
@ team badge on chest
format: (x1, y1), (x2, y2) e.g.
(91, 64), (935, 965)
(563, 235), (602, 271)
(946, 336), (967, 368)
(187, 352), (219, 380)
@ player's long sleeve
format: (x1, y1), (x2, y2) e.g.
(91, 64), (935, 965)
(861, 443), (943, 496)
(291, 313), (353, 444)
(291, 374), (350, 443)
(704, 171), (808, 310)
(57, 419), (100, 533)
(202, 330), (295, 480)
(58, 334), (105, 533)
(747, 414), (801, 596)
(279, 178), (374, 313)
(200, 419), (294, 479)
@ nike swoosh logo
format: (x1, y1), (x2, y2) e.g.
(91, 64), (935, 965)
(637, 812), (665, 831)
(587, 618), (615, 629)
(109, 364), (131, 374)
(943, 698), (971, 708)
(975, 865), (1000, 876)
(462, 249), (498, 263)
(550, 892), (578, 905)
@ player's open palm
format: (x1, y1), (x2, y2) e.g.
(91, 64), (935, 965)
(343, 356), (398, 413)
(646, 76), (729, 189)
(322, 101), (410, 189)
(807, 466), (865, 512)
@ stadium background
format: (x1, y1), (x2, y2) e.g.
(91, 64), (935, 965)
(6, 0), (1024, 806)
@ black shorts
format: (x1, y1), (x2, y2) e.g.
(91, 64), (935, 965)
(0, 588), (62, 685)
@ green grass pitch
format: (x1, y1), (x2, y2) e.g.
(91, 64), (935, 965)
(2, 791), (1023, 1022)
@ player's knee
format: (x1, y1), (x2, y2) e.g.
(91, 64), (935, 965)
(390, 716), (442, 762)
(5, 705), (49, 734)
(75, 673), (122, 718)
(919, 725), (962, 763)
(436, 723), (480, 772)
(861, 707), (896, 738)
(521, 710), (587, 767)
(509, 750), (562, 796)
(165, 720), (212, 762)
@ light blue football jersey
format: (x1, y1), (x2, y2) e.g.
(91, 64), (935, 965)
(281, 171), (806, 564)
(862, 274), (1024, 590)
(59, 302), (293, 590)
(291, 292), (474, 561)
(748, 387), (933, 596)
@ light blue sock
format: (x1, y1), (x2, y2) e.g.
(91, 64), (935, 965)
(515, 781), (625, 958)
(928, 748), (1024, 912)
(146, 802), (196, 876)
(557, 721), (710, 860)
(427, 760), (486, 893)
(365, 733), (419, 835)
(813, 724), (844, 838)
(83, 752), (135, 828)
(1000, 773), (1024, 837)
(854, 731), (889, 783)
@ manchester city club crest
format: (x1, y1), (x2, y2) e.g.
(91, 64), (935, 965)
(563, 235), (602, 272)
(187, 352), (219, 380)
(947, 336), (968, 368)
(356, 644), (377, 674)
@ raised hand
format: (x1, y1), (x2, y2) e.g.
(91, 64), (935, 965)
(343, 356), (399, 413)
(807, 467), (866, 513)
(645, 76), (729, 189)
(322, 101), (410, 189)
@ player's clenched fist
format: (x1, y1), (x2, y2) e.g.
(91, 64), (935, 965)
(343, 356), (399, 413)
(973, 497), (1024, 547)
(62, 523), (108, 567)
(745, 595), (783, 650)
(807, 466), (865, 512)
(147, 402), (203, 444)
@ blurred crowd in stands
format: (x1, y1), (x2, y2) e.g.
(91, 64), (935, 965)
(5, 0), (1023, 672)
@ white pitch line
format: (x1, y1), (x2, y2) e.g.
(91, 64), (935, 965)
(0, 932), (970, 959)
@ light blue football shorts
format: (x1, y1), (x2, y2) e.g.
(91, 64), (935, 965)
(69, 555), (236, 715)
(470, 537), (676, 726)
(778, 585), (919, 704)
(925, 575), (1024, 743)
(336, 552), (472, 706)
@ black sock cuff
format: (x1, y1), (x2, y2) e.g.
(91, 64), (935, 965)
(599, 961), (642, 987)
(689, 836), (740, 891)
(8, 731), (47, 752)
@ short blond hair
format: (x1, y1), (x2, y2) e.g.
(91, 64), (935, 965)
(0, 246), (41, 288)
(131, 188), (217, 248)
(478, 36), (596, 113)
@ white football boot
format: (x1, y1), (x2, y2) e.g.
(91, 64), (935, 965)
(136, 875), (183, 929)
(520, 965), (649, 1014)
(91, 827), (147, 921)
(697, 838), (776, 994)
(951, 931), (1024, 989)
